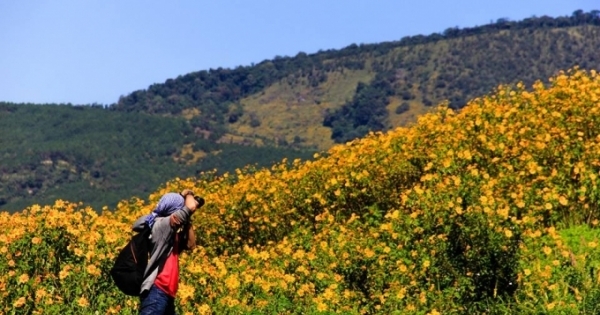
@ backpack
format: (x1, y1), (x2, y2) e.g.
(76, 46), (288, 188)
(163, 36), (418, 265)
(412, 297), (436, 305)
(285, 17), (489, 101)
(110, 226), (152, 296)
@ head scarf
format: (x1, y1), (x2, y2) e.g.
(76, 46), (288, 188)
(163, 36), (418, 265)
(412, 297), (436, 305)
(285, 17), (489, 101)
(145, 192), (185, 228)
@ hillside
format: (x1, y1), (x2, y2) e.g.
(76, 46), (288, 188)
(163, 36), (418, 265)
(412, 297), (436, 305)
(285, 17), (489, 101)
(2, 68), (600, 313)
(2, 10), (599, 212)
(112, 11), (600, 149)
(0, 103), (314, 212)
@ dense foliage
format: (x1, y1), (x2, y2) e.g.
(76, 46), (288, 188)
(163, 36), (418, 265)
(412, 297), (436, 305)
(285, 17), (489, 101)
(110, 11), (600, 145)
(323, 73), (395, 142)
(0, 103), (314, 212)
(2, 69), (600, 313)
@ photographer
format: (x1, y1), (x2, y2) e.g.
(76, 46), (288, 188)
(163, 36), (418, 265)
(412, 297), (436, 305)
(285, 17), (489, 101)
(134, 189), (204, 315)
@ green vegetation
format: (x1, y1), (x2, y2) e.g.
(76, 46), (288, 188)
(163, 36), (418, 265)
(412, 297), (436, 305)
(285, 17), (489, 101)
(323, 73), (395, 143)
(0, 103), (314, 212)
(2, 10), (600, 212)
(111, 11), (600, 145)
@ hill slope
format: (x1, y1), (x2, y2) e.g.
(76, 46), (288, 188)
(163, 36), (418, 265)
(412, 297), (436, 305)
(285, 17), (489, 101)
(3, 68), (600, 313)
(0, 103), (314, 211)
(113, 11), (600, 149)
(2, 11), (600, 212)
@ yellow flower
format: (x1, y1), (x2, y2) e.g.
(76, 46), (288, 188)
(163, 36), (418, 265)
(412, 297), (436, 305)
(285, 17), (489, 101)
(225, 275), (240, 290)
(455, 206), (463, 215)
(397, 287), (406, 299)
(77, 296), (89, 307)
(18, 273), (30, 284)
(86, 264), (100, 276)
(197, 304), (212, 315)
(399, 264), (407, 273)
(419, 292), (427, 304)
(552, 260), (560, 266)
(179, 283), (195, 303)
(13, 297), (26, 308)
(559, 196), (568, 206)
(260, 281), (272, 292)
(543, 246), (553, 255)
(316, 301), (328, 312)
(31, 237), (41, 245)
(323, 288), (337, 301)
(35, 289), (47, 302)
(284, 274), (295, 283)
(297, 287), (306, 297)
(504, 229), (513, 238)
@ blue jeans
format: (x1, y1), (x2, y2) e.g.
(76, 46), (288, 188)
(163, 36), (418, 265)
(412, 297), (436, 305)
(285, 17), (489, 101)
(139, 285), (176, 315)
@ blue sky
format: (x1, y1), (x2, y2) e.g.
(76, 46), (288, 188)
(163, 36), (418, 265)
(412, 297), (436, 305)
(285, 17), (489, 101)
(0, 0), (597, 105)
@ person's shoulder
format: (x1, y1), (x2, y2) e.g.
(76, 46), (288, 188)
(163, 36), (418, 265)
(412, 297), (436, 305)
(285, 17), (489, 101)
(163, 192), (184, 202)
(132, 215), (149, 231)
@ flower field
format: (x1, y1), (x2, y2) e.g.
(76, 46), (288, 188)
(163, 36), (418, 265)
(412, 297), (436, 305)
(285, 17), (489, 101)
(3, 68), (600, 314)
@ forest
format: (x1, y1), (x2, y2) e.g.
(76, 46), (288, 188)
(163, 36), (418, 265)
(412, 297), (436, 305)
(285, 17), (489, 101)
(0, 103), (314, 211)
(111, 10), (600, 143)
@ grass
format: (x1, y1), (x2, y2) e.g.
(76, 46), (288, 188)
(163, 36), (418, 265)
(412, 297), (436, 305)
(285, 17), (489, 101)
(229, 67), (376, 151)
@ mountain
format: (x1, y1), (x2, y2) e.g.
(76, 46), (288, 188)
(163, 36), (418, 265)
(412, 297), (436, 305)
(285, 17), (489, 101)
(0, 103), (315, 212)
(1, 10), (599, 212)
(112, 10), (600, 148)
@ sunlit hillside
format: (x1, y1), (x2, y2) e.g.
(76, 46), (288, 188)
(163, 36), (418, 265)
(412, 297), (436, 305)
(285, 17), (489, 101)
(229, 24), (600, 150)
(3, 12), (599, 214)
(113, 13), (600, 151)
(3, 68), (600, 314)
(227, 68), (375, 150)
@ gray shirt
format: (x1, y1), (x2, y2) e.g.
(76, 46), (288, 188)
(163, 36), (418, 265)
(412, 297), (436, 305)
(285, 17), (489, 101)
(132, 206), (193, 294)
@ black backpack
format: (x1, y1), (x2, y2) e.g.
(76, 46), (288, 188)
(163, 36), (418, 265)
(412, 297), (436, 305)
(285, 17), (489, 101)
(110, 226), (152, 296)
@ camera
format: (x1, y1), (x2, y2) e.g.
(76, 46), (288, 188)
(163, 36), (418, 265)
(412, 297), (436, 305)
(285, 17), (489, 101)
(194, 196), (205, 208)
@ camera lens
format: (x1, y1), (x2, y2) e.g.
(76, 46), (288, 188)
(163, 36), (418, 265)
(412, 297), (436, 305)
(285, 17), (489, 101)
(194, 196), (205, 207)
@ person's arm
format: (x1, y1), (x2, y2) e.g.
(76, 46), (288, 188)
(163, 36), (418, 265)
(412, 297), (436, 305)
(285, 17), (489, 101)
(169, 193), (198, 228)
(153, 193), (195, 243)
(148, 197), (194, 261)
(132, 215), (147, 232)
(179, 223), (197, 251)
(173, 193), (199, 251)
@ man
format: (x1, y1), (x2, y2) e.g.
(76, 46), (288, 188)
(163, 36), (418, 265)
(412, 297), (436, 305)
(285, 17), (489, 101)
(133, 189), (202, 315)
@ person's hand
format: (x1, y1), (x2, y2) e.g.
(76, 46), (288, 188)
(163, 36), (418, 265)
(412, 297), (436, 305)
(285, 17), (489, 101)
(185, 224), (196, 251)
(170, 215), (182, 228)
(180, 189), (194, 198)
(184, 194), (198, 212)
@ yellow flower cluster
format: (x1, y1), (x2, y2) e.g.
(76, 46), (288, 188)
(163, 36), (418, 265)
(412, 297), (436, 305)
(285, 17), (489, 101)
(1, 68), (600, 313)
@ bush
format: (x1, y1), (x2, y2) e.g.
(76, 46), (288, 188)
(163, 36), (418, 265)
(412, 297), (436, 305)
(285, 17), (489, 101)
(395, 102), (410, 114)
